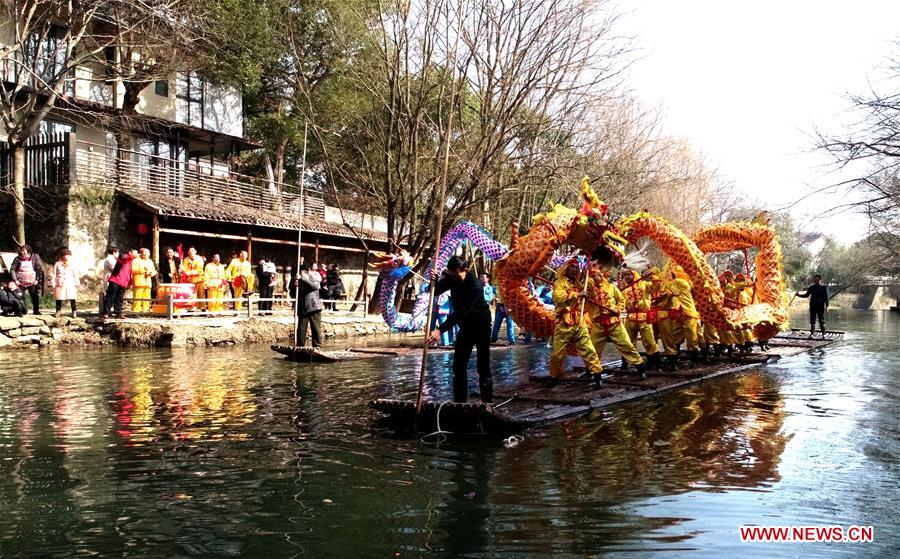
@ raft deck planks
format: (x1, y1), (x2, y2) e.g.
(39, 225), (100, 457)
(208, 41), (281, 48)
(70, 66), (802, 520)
(369, 332), (843, 434)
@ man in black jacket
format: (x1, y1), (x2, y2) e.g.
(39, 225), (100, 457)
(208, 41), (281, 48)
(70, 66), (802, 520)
(428, 256), (493, 404)
(158, 247), (181, 284)
(796, 274), (829, 338)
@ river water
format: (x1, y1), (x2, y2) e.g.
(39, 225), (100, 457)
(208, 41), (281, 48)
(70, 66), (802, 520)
(0, 309), (897, 558)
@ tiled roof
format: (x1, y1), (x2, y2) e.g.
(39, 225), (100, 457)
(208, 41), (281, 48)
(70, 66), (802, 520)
(117, 189), (389, 242)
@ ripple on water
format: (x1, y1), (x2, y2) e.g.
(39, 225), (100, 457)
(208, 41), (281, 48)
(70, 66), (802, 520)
(0, 312), (898, 557)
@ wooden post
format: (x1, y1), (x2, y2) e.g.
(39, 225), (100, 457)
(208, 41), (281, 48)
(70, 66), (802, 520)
(247, 294), (254, 318)
(166, 294), (174, 320)
(315, 236), (320, 264)
(152, 214), (160, 265)
(247, 229), (253, 262)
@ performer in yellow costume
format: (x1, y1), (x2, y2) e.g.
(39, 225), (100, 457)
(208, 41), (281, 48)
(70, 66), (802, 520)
(587, 265), (646, 378)
(735, 273), (756, 352)
(131, 248), (157, 312)
(179, 247), (206, 309)
(658, 264), (701, 368)
(225, 250), (254, 310)
(620, 269), (662, 370)
(204, 254), (227, 312)
(549, 259), (603, 386)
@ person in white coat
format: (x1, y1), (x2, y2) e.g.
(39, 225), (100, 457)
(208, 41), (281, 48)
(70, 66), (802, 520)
(51, 248), (80, 317)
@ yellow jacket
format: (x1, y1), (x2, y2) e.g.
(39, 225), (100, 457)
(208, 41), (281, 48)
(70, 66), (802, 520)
(663, 277), (699, 319)
(131, 257), (157, 288)
(587, 276), (625, 320)
(181, 255), (205, 281)
(225, 258), (253, 287)
(204, 263), (226, 290)
(622, 279), (653, 312)
(553, 274), (587, 326)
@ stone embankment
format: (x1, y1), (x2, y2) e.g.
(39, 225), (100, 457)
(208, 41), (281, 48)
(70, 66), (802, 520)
(0, 312), (395, 350)
(0, 315), (97, 348)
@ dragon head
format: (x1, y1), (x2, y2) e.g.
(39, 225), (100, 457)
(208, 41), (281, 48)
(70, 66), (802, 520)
(370, 250), (414, 271)
(568, 177), (628, 267)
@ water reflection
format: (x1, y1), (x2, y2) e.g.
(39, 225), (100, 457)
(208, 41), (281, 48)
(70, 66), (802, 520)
(0, 312), (896, 557)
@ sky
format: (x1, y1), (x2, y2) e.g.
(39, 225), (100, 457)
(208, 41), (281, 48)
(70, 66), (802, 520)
(619, 0), (900, 244)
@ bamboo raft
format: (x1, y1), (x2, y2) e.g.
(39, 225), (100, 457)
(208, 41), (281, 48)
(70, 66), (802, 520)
(272, 340), (542, 363)
(369, 329), (845, 435)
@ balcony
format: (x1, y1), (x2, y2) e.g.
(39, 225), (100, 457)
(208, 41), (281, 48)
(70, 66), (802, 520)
(74, 139), (325, 220)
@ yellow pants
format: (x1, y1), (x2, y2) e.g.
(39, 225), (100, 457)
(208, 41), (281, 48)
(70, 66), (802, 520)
(207, 288), (224, 312)
(192, 281), (205, 309)
(593, 321), (643, 368)
(719, 327), (736, 346)
(133, 286), (151, 312)
(549, 323), (602, 378)
(702, 323), (720, 345)
(625, 319), (659, 355)
(232, 285), (244, 310)
(659, 316), (700, 355)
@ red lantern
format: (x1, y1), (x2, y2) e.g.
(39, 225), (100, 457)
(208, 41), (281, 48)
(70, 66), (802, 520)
(136, 223), (149, 236)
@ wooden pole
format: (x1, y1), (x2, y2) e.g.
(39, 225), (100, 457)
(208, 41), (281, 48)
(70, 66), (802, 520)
(414, 5), (461, 430)
(293, 122), (308, 347)
(152, 214), (160, 265)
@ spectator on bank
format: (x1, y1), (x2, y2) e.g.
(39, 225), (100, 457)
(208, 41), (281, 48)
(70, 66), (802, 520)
(102, 249), (137, 319)
(10, 244), (45, 315)
(225, 250), (253, 310)
(491, 288), (517, 344)
(204, 254), (227, 312)
(324, 264), (345, 310)
(180, 247), (206, 309)
(159, 247), (181, 284)
(255, 257), (277, 314)
(481, 273), (495, 305)
(0, 282), (27, 317)
(295, 263), (324, 347)
(101, 247), (119, 295)
(131, 248), (157, 313)
(50, 248), (80, 317)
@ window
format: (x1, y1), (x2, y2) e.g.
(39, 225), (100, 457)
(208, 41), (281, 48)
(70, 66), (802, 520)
(154, 80), (169, 97)
(103, 46), (116, 80)
(36, 120), (74, 136)
(175, 72), (204, 128)
(22, 30), (67, 88)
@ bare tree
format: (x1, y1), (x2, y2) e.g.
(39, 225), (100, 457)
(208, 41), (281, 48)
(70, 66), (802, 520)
(298, 0), (630, 267)
(0, 0), (181, 244)
(816, 58), (900, 250)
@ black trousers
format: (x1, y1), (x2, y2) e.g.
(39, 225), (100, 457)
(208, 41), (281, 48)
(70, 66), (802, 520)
(258, 284), (274, 311)
(56, 299), (77, 313)
(22, 285), (40, 313)
(810, 306), (826, 333)
(452, 319), (492, 403)
(104, 283), (126, 316)
(297, 310), (322, 347)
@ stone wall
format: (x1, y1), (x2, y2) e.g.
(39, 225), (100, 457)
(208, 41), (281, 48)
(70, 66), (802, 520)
(0, 312), (397, 350)
(0, 315), (96, 348)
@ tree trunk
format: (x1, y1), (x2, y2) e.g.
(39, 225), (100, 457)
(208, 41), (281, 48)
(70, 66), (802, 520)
(13, 145), (26, 245)
(274, 139), (287, 187)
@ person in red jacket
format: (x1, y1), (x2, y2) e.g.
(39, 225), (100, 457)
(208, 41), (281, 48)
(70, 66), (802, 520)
(102, 249), (138, 319)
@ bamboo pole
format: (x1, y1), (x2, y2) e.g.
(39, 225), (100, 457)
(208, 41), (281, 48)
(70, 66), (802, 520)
(293, 123), (308, 347)
(414, 3), (462, 430)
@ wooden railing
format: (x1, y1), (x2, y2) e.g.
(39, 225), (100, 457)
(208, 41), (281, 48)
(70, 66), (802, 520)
(98, 293), (369, 320)
(74, 139), (325, 218)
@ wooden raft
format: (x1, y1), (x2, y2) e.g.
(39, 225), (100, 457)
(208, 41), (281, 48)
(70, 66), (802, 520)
(272, 340), (543, 363)
(369, 331), (844, 435)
